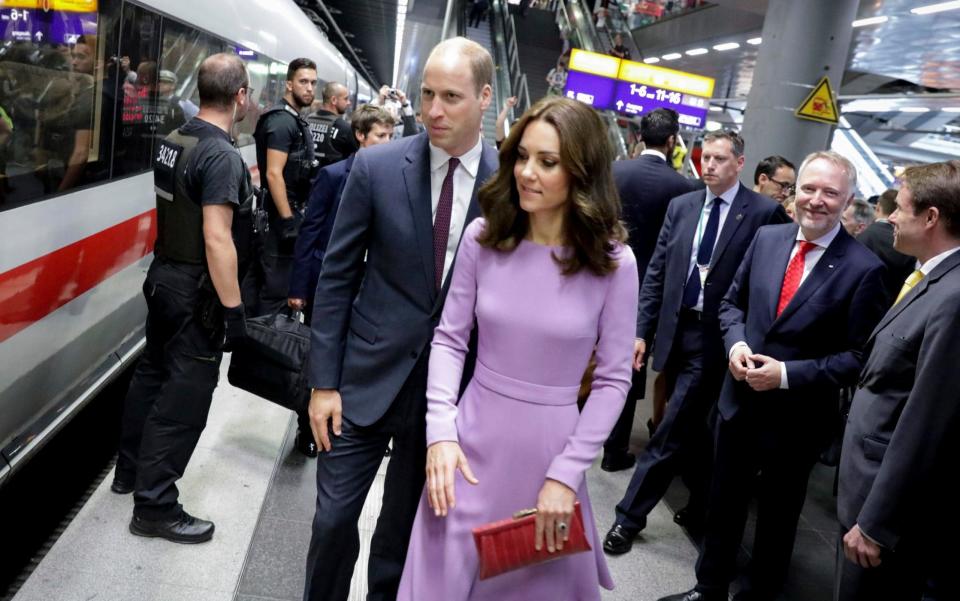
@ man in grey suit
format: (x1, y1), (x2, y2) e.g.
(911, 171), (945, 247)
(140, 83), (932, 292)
(836, 160), (960, 601)
(302, 37), (496, 601)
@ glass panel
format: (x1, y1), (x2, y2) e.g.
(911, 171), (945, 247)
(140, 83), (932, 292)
(0, 0), (122, 211)
(158, 19), (224, 128)
(233, 53), (286, 148)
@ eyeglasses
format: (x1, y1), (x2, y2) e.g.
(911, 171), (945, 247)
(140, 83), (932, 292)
(241, 85), (254, 96)
(769, 178), (795, 194)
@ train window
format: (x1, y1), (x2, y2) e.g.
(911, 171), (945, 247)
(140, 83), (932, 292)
(159, 20), (223, 128)
(111, 4), (167, 178)
(233, 55), (287, 148)
(0, 0), (122, 212)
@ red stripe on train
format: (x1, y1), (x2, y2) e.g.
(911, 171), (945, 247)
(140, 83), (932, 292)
(0, 210), (157, 344)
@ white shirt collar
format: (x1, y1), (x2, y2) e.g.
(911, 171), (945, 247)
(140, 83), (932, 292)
(706, 181), (740, 205)
(796, 221), (841, 249)
(640, 149), (667, 161)
(429, 135), (483, 178)
(919, 245), (960, 276)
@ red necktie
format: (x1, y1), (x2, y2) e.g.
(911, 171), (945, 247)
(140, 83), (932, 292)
(776, 241), (817, 317)
(433, 157), (459, 290)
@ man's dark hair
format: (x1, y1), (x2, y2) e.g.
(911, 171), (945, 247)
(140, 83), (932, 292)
(287, 57), (317, 81)
(703, 130), (745, 157)
(877, 189), (898, 216)
(753, 155), (796, 185)
(351, 104), (394, 137)
(198, 53), (248, 110)
(901, 160), (960, 238)
(639, 108), (679, 148)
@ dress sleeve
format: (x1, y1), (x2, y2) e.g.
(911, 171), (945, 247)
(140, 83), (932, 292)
(425, 218), (484, 446)
(546, 246), (639, 491)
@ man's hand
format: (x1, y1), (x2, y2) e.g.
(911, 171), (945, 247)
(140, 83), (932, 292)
(425, 441), (478, 517)
(308, 388), (342, 452)
(633, 338), (647, 371)
(729, 344), (755, 381)
(288, 297), (305, 311)
(745, 354), (781, 391)
(843, 524), (882, 568)
(535, 479), (576, 553)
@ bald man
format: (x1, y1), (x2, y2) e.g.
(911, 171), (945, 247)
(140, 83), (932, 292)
(307, 81), (358, 167)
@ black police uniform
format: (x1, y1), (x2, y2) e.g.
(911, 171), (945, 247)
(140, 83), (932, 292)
(115, 117), (252, 522)
(251, 99), (317, 315)
(306, 108), (358, 167)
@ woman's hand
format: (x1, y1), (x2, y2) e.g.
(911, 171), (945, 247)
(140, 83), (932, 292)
(534, 479), (576, 553)
(425, 441), (478, 517)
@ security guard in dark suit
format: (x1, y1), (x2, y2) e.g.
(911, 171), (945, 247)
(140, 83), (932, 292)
(251, 57), (319, 456)
(111, 53), (253, 544)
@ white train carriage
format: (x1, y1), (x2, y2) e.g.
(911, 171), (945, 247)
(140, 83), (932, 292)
(0, 0), (371, 486)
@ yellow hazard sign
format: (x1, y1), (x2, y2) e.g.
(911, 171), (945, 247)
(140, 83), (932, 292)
(795, 76), (839, 125)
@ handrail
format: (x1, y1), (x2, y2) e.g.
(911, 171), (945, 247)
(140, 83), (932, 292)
(491, 0), (531, 126)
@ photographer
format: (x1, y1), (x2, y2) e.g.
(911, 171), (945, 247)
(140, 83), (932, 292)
(372, 84), (418, 137)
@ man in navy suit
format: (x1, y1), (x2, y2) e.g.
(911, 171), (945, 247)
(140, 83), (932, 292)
(302, 38), (497, 601)
(605, 131), (790, 555)
(602, 108), (698, 472)
(659, 152), (888, 601)
(837, 161), (960, 601)
(288, 104), (396, 324)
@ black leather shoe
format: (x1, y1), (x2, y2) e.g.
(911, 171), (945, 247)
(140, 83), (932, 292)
(129, 510), (215, 544)
(110, 477), (134, 495)
(603, 523), (641, 555)
(295, 429), (319, 458)
(658, 589), (726, 601)
(601, 451), (636, 472)
(674, 505), (706, 536)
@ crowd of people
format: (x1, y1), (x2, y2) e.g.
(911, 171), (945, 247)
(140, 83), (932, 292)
(112, 32), (956, 601)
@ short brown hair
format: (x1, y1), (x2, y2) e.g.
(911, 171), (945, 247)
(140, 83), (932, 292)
(476, 96), (627, 276)
(198, 53), (248, 110)
(703, 130), (744, 157)
(878, 188), (898, 216)
(426, 37), (493, 96)
(901, 160), (960, 238)
(350, 104), (394, 137)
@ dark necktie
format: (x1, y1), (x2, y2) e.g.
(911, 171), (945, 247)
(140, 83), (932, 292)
(433, 157), (460, 290)
(776, 241), (818, 316)
(681, 197), (722, 309)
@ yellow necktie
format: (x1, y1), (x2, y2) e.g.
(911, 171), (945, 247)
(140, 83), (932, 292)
(894, 270), (924, 305)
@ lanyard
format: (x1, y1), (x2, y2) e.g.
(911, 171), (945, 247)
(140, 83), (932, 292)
(692, 197), (720, 267)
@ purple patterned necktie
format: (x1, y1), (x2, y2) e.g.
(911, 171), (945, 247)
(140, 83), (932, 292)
(433, 157), (460, 290)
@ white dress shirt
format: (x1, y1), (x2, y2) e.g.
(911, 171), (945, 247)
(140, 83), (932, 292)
(686, 181), (738, 311)
(916, 245), (960, 276)
(429, 136), (483, 285)
(640, 148), (667, 161)
(730, 222), (841, 389)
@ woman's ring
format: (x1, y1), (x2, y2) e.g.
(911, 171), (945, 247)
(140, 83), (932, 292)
(557, 522), (568, 533)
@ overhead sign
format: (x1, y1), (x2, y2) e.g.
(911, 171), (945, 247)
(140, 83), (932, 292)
(795, 76), (839, 125)
(1, 5), (96, 44)
(563, 49), (714, 129)
(0, 0), (98, 12)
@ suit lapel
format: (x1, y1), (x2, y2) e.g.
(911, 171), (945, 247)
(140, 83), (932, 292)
(775, 228), (849, 324)
(676, 192), (706, 278)
(402, 135), (437, 303)
(868, 250), (960, 341)
(710, 184), (749, 267)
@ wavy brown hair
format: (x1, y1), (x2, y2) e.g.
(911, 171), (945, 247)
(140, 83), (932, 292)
(476, 96), (627, 276)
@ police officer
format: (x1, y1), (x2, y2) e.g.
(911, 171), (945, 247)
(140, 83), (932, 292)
(111, 53), (253, 544)
(252, 58), (319, 456)
(306, 81), (358, 167)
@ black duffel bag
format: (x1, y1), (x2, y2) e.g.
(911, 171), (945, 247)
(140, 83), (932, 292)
(227, 311), (310, 413)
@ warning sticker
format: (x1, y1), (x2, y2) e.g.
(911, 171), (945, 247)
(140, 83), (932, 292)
(795, 76), (839, 125)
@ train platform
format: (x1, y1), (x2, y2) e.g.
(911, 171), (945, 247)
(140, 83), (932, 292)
(11, 355), (838, 601)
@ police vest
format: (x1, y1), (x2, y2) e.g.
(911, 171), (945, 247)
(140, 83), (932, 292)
(254, 103), (317, 209)
(306, 110), (348, 167)
(153, 126), (254, 267)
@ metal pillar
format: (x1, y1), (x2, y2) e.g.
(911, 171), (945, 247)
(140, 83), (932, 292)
(741, 0), (858, 179)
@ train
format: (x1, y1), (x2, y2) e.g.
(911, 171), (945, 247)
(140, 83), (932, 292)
(0, 0), (373, 487)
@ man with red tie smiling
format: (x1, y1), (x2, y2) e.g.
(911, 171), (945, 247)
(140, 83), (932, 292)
(658, 151), (889, 601)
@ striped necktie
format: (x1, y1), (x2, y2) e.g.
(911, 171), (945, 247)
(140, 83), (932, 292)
(894, 269), (924, 305)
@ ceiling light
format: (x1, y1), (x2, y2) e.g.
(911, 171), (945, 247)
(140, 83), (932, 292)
(746, 37), (762, 45)
(900, 107), (930, 112)
(708, 105), (722, 112)
(685, 48), (708, 56)
(852, 16), (889, 27)
(705, 120), (722, 132)
(943, 107), (960, 112)
(643, 57), (660, 64)
(911, 1), (960, 15)
(713, 42), (740, 51)
(661, 53), (682, 60)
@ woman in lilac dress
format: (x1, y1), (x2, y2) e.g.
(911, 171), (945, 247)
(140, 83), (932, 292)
(398, 97), (639, 600)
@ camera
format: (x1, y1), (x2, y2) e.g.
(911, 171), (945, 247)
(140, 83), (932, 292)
(387, 88), (400, 100)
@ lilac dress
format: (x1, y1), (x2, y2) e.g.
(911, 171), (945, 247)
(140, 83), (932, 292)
(398, 218), (639, 601)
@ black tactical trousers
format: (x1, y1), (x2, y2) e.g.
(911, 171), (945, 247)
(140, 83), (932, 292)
(116, 259), (223, 520)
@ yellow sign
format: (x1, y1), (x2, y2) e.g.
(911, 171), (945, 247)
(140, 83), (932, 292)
(568, 49), (621, 79)
(618, 60), (715, 97)
(795, 76), (839, 125)
(0, 0), (97, 12)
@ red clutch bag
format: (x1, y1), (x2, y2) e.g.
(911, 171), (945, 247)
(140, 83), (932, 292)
(472, 502), (592, 580)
